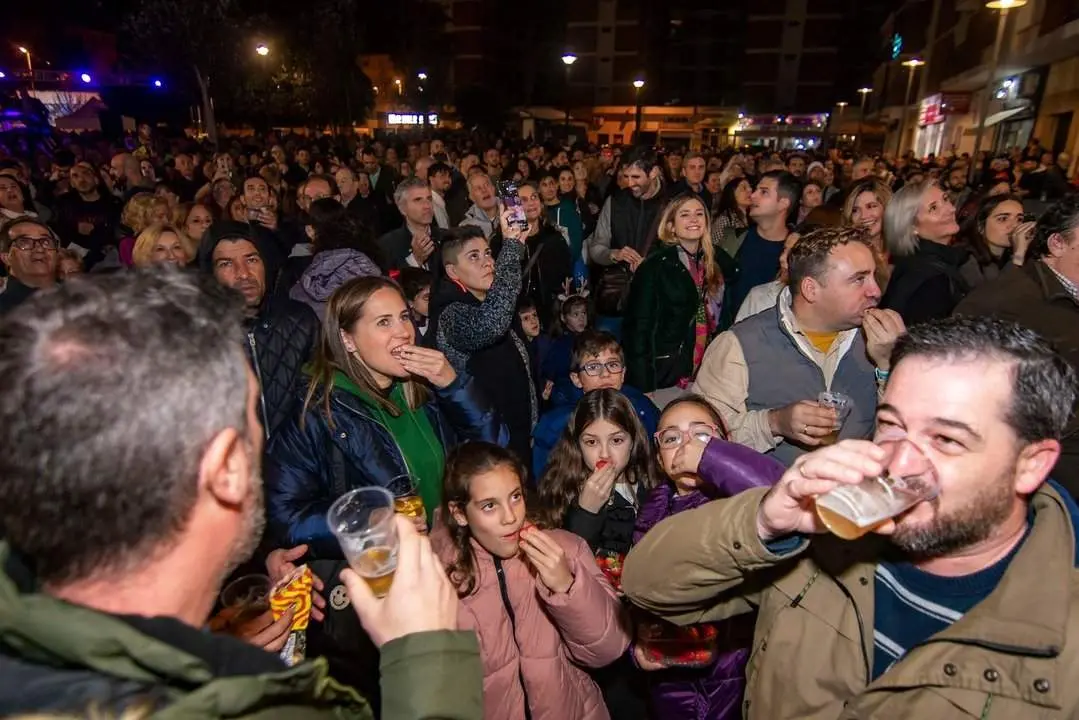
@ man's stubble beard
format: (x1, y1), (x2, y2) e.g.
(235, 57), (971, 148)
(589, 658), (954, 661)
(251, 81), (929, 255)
(890, 464), (1015, 559)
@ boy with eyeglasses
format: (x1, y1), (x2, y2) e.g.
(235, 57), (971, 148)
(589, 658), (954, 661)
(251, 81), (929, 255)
(0, 216), (60, 316)
(532, 329), (660, 480)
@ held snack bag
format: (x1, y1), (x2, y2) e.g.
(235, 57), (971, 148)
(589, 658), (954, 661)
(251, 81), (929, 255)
(270, 564), (314, 666)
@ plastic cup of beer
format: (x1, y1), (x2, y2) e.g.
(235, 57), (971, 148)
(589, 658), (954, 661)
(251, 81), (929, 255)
(817, 391), (853, 446)
(388, 474), (426, 521)
(328, 487), (398, 598)
(815, 471), (938, 540)
(220, 574), (271, 629)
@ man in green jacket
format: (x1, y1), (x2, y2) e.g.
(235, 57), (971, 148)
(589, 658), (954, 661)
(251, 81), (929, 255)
(0, 268), (483, 719)
(624, 315), (1079, 719)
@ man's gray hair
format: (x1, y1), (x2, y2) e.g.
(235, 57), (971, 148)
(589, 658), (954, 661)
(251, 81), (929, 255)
(883, 180), (930, 258)
(0, 267), (250, 586)
(394, 176), (430, 206)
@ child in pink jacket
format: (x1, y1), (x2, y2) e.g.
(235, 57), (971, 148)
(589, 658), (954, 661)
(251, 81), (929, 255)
(433, 441), (630, 720)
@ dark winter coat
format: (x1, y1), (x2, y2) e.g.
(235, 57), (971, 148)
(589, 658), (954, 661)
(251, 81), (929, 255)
(623, 244), (713, 392)
(265, 372), (507, 558)
(955, 260), (1079, 499)
(200, 221), (318, 439)
(491, 224), (573, 327)
(881, 240), (976, 325)
(429, 238), (536, 465)
(631, 439), (785, 720)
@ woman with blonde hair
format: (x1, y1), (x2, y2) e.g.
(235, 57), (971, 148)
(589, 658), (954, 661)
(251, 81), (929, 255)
(880, 179), (970, 324)
(842, 178), (894, 290)
(118, 193), (169, 267)
(842, 178), (892, 258)
(131, 223), (197, 268)
(622, 194), (722, 397)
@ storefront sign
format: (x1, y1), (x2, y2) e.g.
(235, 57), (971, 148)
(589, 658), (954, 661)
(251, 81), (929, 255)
(919, 94), (944, 126)
(387, 113), (438, 126)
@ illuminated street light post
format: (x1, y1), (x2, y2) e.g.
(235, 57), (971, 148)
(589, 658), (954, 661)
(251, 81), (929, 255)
(857, 87), (872, 151)
(18, 46), (33, 90)
(561, 53), (577, 136)
(969, 0), (1027, 185)
(417, 71), (429, 130)
(896, 58), (924, 157)
(633, 79), (645, 144)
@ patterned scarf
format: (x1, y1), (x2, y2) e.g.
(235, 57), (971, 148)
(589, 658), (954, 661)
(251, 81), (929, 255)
(677, 249), (718, 389)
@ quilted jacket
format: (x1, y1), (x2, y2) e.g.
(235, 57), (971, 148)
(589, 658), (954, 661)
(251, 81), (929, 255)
(245, 296), (319, 440)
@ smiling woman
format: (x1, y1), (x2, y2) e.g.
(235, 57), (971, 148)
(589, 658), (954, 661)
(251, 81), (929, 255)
(265, 274), (508, 555)
(881, 180), (976, 325)
(622, 194), (723, 394)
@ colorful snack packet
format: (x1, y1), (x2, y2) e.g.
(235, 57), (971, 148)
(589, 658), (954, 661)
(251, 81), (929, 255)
(270, 564), (314, 666)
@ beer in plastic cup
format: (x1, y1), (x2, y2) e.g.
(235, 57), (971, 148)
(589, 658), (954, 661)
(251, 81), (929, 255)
(220, 574), (271, 629)
(815, 472), (938, 540)
(328, 487), (398, 597)
(817, 391), (853, 446)
(388, 474), (426, 521)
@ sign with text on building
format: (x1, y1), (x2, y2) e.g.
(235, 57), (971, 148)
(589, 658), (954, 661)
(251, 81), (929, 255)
(387, 113), (438, 126)
(919, 94), (944, 126)
(939, 92), (972, 115)
(891, 34), (903, 60)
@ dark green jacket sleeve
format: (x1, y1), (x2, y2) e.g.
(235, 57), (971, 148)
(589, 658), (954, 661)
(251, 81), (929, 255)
(622, 259), (659, 392)
(379, 630), (483, 720)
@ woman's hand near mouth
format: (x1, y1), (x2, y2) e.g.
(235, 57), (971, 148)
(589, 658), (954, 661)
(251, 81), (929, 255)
(396, 345), (457, 388)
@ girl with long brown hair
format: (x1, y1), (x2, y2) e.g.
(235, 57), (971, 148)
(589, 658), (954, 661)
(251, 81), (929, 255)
(535, 388), (657, 558)
(433, 441), (629, 720)
(622, 194), (723, 395)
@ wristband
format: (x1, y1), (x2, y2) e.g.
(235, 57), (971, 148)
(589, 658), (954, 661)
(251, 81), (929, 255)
(874, 367), (890, 383)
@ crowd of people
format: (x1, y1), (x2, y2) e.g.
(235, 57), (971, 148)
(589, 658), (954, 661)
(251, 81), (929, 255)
(0, 124), (1078, 720)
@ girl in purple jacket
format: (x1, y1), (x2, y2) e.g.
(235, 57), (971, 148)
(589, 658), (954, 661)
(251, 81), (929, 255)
(630, 395), (786, 720)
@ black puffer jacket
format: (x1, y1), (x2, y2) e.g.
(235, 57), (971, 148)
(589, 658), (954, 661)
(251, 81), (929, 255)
(245, 298), (319, 439)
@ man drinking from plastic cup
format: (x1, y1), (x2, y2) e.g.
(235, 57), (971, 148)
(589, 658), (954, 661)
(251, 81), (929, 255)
(624, 315), (1079, 718)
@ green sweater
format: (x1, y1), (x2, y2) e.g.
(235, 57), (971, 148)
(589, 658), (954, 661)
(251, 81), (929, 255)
(333, 371), (446, 521)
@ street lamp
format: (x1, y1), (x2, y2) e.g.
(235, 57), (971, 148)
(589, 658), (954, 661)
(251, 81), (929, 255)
(896, 58), (925, 157)
(970, 0), (1027, 184)
(394, 78), (402, 97)
(417, 72), (429, 128)
(561, 53), (577, 135)
(857, 87), (872, 151)
(18, 46), (33, 90)
(255, 44), (270, 57)
(633, 79), (645, 144)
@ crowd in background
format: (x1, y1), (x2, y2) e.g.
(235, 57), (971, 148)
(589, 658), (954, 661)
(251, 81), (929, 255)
(1, 122), (1079, 720)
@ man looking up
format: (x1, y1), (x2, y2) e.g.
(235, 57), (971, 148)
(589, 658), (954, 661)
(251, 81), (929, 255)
(722, 170), (800, 318)
(0, 217), (60, 315)
(460, 173), (500, 240)
(202, 222), (318, 439)
(52, 161), (120, 268)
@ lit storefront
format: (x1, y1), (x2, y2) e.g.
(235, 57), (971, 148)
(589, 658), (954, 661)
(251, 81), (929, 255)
(730, 114), (832, 150)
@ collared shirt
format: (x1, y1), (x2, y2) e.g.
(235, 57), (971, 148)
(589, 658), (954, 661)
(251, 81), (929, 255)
(692, 287), (864, 452)
(1044, 261), (1079, 303)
